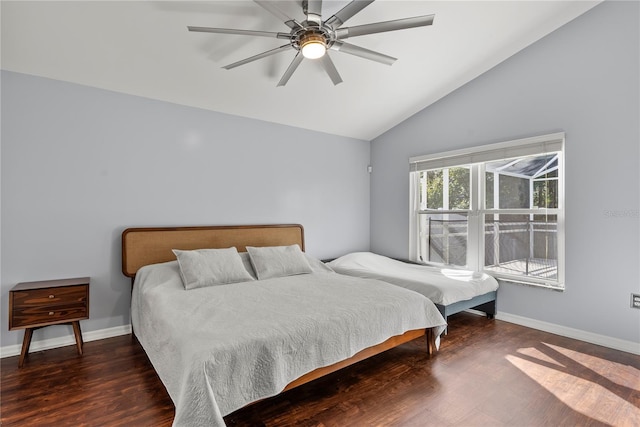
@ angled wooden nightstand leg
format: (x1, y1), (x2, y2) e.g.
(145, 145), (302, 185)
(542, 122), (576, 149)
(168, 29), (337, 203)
(18, 328), (34, 368)
(72, 321), (84, 355)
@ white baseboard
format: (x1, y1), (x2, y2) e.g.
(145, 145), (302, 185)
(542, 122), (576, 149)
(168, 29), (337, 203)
(495, 312), (640, 355)
(0, 324), (132, 358)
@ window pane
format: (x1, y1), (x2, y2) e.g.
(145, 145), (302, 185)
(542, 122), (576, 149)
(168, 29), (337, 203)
(425, 170), (443, 209)
(448, 167), (470, 209)
(418, 213), (468, 266)
(419, 167), (470, 210)
(499, 175), (530, 208)
(533, 179), (558, 208)
(485, 153), (560, 210)
(484, 214), (557, 280)
(485, 172), (494, 209)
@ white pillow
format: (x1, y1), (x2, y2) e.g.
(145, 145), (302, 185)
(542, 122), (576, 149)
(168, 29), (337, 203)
(304, 253), (334, 274)
(172, 247), (254, 290)
(246, 245), (313, 280)
(239, 252), (257, 280)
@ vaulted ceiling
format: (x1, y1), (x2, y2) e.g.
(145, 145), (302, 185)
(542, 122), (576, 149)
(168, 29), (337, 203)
(1, 1), (601, 140)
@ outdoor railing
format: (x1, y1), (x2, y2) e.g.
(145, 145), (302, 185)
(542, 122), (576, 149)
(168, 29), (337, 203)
(420, 217), (557, 278)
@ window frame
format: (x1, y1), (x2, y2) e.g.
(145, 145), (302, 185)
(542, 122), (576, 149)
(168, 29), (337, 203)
(409, 132), (565, 290)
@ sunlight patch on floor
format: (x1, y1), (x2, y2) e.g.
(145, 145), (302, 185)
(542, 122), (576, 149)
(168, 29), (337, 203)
(516, 347), (565, 368)
(542, 342), (640, 391)
(507, 347), (640, 426)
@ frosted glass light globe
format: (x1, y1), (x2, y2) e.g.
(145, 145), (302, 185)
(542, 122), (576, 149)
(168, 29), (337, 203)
(300, 35), (327, 59)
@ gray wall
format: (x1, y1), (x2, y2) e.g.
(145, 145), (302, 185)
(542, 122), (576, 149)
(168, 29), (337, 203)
(1, 71), (370, 348)
(370, 1), (639, 343)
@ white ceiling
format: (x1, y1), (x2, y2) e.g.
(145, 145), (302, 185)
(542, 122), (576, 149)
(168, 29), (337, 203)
(1, 1), (601, 140)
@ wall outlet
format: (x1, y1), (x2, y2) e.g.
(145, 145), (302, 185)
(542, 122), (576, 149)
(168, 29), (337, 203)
(632, 293), (640, 309)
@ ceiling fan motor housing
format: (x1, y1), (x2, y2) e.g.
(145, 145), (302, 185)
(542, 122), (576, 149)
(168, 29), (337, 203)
(292, 24), (335, 53)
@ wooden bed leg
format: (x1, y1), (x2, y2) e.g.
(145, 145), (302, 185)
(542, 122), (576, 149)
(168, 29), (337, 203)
(425, 328), (437, 356)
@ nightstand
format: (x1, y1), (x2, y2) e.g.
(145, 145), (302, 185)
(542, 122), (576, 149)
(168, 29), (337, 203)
(9, 277), (90, 367)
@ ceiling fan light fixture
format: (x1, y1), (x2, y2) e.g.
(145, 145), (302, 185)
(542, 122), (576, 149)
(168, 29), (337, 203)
(300, 34), (327, 59)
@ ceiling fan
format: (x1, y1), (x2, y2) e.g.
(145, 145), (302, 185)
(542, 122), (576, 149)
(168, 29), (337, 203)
(188, 0), (434, 86)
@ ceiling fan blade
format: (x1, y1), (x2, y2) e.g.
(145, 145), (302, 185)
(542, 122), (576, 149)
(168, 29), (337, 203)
(320, 54), (343, 85)
(325, 0), (375, 29)
(330, 41), (396, 66)
(223, 44), (293, 70)
(254, 0), (303, 30)
(336, 14), (434, 39)
(304, 0), (323, 25)
(277, 52), (304, 87)
(188, 26), (290, 40)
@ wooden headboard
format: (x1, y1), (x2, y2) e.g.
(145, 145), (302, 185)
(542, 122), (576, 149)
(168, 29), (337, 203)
(121, 224), (304, 278)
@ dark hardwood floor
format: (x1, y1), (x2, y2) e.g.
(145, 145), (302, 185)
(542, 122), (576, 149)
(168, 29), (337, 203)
(2, 313), (639, 426)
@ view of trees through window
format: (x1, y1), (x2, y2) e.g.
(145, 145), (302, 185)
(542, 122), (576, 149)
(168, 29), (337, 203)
(423, 167), (470, 210)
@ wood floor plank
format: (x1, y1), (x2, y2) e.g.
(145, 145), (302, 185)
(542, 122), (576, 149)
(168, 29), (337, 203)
(2, 313), (638, 426)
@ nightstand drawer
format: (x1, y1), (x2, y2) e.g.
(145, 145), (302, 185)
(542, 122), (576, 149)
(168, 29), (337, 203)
(11, 304), (88, 329)
(12, 285), (87, 308)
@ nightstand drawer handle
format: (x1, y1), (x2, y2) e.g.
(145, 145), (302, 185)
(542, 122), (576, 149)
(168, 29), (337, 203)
(48, 294), (55, 299)
(49, 311), (55, 315)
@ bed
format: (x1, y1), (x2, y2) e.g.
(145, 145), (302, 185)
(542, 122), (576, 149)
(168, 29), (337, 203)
(327, 252), (499, 323)
(121, 224), (447, 427)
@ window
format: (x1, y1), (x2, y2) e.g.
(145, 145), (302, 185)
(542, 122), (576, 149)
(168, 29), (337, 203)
(409, 133), (565, 289)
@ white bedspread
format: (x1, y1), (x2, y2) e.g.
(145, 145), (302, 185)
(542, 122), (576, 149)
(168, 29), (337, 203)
(131, 260), (446, 427)
(328, 252), (499, 305)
